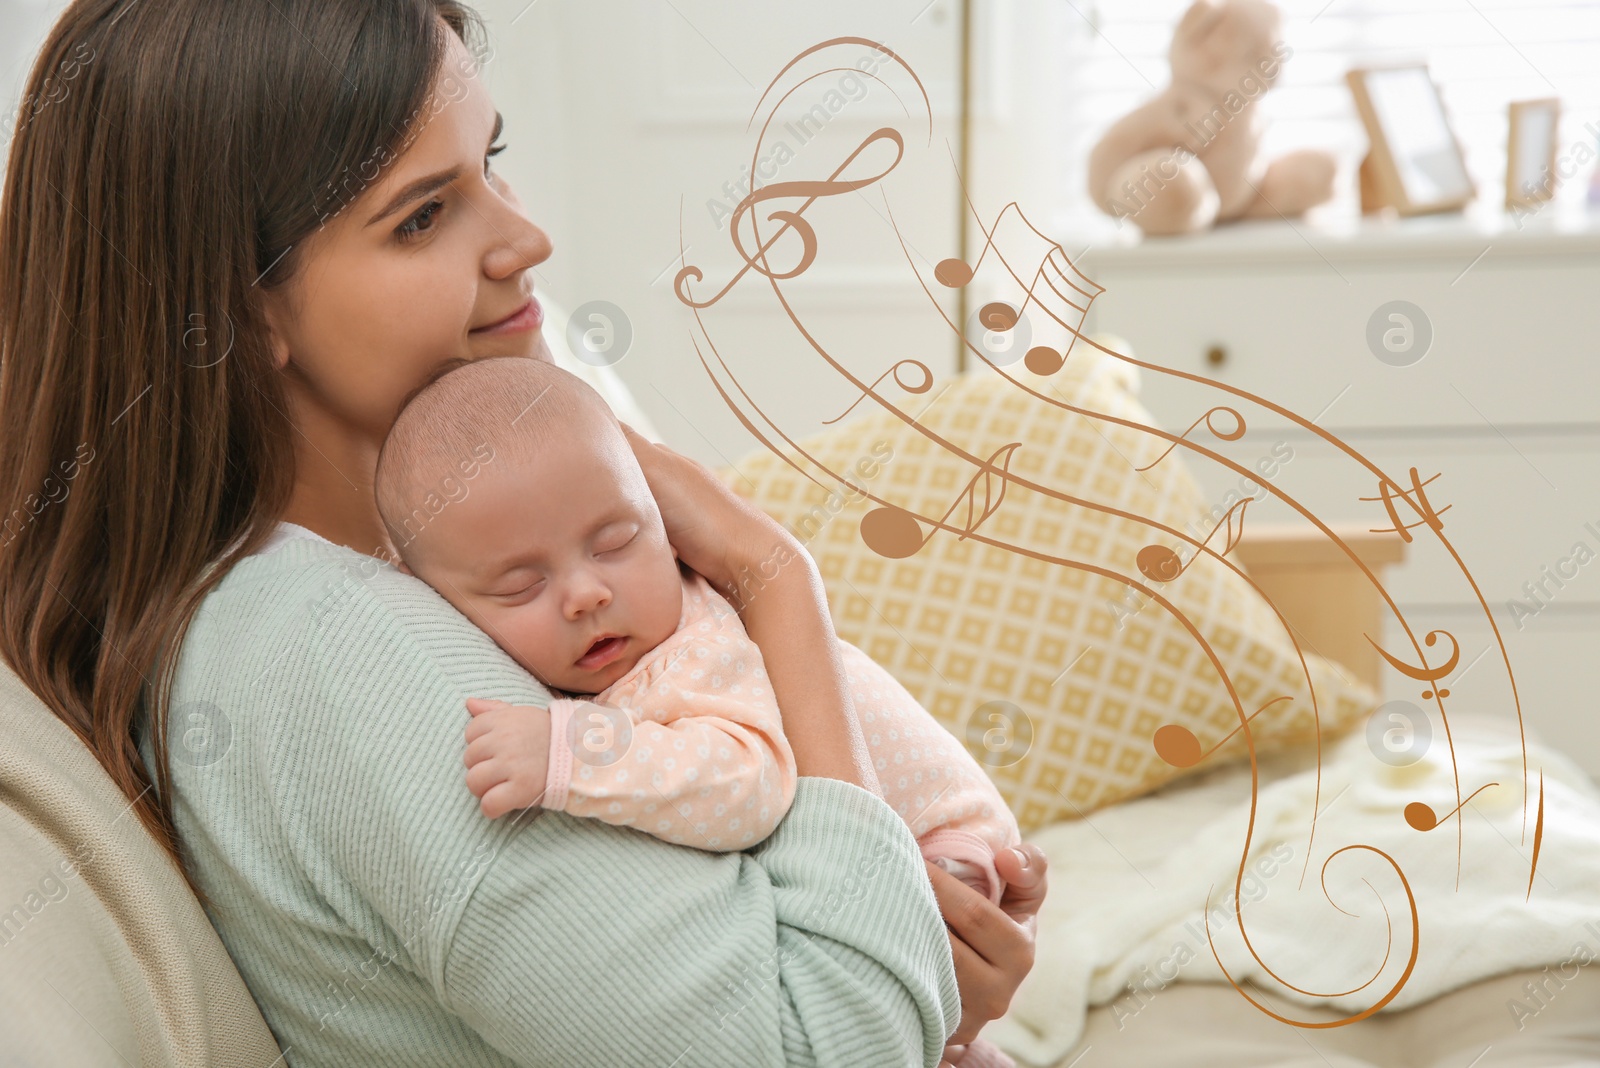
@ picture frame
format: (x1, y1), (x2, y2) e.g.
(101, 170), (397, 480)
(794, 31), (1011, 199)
(1506, 98), (1561, 211)
(1347, 65), (1475, 216)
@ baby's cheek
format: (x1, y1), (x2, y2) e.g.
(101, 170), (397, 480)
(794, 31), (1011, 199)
(488, 603), (562, 681)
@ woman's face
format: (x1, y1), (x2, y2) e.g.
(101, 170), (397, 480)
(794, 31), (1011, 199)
(262, 29), (554, 447)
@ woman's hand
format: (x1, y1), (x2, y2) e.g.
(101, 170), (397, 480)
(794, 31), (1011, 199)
(618, 422), (793, 600)
(928, 843), (1048, 1051)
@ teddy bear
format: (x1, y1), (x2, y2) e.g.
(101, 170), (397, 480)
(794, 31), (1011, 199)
(1086, 0), (1336, 236)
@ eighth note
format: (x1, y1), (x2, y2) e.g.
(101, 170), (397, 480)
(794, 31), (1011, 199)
(933, 203), (1105, 367)
(936, 258), (974, 288)
(1133, 497), (1251, 585)
(1137, 545), (1183, 583)
(1152, 695), (1294, 769)
(1405, 782), (1499, 831)
(1025, 346), (1064, 376)
(859, 505), (924, 560)
(859, 441), (1022, 559)
(979, 302), (1019, 332)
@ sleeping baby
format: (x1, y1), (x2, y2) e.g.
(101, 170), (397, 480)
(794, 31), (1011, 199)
(372, 356), (1021, 912)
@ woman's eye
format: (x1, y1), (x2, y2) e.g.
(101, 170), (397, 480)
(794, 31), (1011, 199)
(395, 143), (506, 243)
(395, 199), (443, 243)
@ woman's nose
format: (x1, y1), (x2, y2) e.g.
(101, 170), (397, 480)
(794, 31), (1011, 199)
(482, 183), (552, 281)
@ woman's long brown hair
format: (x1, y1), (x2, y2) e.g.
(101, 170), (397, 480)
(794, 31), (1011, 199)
(0, 0), (480, 890)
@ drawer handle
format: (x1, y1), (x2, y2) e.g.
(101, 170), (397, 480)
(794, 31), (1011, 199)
(1205, 344), (1228, 369)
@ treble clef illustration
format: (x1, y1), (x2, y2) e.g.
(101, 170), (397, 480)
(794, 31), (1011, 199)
(674, 127), (905, 310)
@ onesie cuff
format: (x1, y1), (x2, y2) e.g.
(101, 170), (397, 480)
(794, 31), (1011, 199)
(918, 828), (1004, 904)
(544, 698), (575, 811)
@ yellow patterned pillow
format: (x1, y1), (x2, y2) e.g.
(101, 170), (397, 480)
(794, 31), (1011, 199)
(721, 349), (1376, 833)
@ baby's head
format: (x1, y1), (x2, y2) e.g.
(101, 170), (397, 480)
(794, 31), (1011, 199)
(376, 357), (684, 695)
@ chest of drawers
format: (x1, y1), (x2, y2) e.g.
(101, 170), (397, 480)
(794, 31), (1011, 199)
(1064, 207), (1600, 774)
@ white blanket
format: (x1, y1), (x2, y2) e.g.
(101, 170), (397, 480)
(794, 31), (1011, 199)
(989, 712), (1600, 1066)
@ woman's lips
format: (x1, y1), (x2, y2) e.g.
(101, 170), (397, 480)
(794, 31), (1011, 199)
(472, 297), (543, 336)
(576, 635), (627, 670)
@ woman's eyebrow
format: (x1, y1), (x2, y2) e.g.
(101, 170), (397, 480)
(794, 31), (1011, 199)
(366, 112), (505, 227)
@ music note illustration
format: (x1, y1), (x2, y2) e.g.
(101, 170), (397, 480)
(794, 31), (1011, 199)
(1526, 770), (1545, 901)
(668, 34), (1551, 1031)
(1135, 405), (1248, 473)
(1135, 496), (1252, 585)
(859, 441), (1022, 559)
(823, 358), (933, 425)
(1367, 628), (1460, 700)
(1404, 782), (1499, 831)
(1153, 695), (1294, 769)
(933, 202), (1104, 375)
(675, 127), (907, 310)
(1364, 467), (1451, 542)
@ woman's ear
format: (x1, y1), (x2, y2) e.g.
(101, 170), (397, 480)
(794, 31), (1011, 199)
(258, 289), (293, 371)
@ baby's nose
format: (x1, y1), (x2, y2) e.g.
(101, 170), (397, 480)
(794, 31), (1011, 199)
(565, 572), (612, 616)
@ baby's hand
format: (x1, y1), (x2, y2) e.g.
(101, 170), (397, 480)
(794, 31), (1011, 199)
(463, 697), (552, 819)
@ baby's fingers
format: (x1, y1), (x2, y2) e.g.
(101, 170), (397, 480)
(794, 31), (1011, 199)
(478, 781), (534, 821)
(464, 733), (500, 769)
(465, 696), (511, 717)
(465, 759), (506, 800)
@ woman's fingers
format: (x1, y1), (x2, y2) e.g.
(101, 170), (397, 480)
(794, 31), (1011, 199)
(616, 418), (793, 594)
(944, 927), (1000, 1046)
(926, 858), (1035, 1044)
(992, 843), (1049, 926)
(926, 861), (1003, 964)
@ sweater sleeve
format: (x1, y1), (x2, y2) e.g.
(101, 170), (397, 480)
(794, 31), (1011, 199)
(444, 779), (959, 1068)
(278, 557), (958, 1068)
(543, 687), (796, 851)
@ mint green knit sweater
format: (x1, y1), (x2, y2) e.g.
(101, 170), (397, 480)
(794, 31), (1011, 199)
(139, 536), (961, 1066)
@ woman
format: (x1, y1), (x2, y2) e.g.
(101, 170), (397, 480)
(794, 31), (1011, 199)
(0, 1), (1045, 1064)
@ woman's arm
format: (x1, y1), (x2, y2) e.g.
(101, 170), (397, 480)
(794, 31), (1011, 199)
(444, 778), (958, 1067)
(210, 547), (959, 1066)
(620, 424), (1049, 1050)
(739, 553), (881, 793)
(618, 424), (879, 793)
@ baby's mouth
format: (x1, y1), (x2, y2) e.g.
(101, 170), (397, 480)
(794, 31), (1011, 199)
(576, 634), (628, 670)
